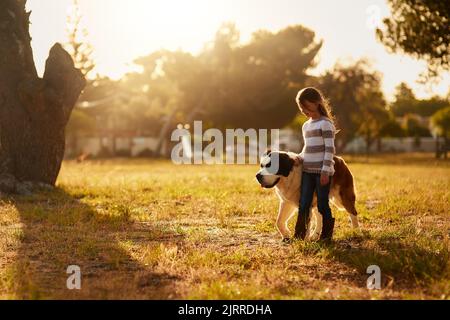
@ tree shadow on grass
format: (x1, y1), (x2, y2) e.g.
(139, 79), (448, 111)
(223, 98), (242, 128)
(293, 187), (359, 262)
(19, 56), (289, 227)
(327, 233), (449, 290)
(291, 230), (449, 296)
(3, 187), (185, 299)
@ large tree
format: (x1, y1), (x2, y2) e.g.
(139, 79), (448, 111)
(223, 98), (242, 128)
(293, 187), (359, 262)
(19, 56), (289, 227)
(129, 23), (322, 130)
(123, 23), (321, 156)
(203, 24), (322, 129)
(318, 60), (388, 151)
(390, 83), (416, 117)
(356, 90), (390, 155)
(376, 0), (449, 77)
(0, 0), (85, 193)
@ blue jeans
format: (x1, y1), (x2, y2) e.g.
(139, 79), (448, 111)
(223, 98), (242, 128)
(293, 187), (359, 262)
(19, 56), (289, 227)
(299, 171), (333, 220)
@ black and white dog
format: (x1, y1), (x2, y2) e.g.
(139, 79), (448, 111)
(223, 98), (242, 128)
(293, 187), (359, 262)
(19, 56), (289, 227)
(256, 151), (360, 240)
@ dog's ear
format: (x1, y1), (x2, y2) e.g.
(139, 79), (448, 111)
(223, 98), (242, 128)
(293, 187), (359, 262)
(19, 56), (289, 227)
(277, 153), (295, 177)
(263, 149), (272, 157)
(260, 149), (272, 163)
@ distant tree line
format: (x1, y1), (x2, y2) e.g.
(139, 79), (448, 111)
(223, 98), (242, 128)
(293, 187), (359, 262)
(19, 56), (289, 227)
(66, 1), (450, 158)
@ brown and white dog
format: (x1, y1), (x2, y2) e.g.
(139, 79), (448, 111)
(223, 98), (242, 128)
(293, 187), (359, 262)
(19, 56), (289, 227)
(255, 150), (359, 240)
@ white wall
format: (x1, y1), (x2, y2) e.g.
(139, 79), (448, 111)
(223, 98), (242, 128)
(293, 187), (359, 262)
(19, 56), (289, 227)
(70, 137), (160, 157)
(68, 134), (442, 158)
(344, 137), (441, 153)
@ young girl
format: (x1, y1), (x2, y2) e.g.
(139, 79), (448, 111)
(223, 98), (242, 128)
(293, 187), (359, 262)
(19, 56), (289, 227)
(294, 87), (337, 243)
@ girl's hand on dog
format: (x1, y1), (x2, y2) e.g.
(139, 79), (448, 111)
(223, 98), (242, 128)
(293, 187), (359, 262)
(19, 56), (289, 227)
(294, 156), (303, 166)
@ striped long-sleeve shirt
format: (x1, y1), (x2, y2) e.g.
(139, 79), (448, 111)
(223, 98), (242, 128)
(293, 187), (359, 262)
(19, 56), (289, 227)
(299, 116), (336, 176)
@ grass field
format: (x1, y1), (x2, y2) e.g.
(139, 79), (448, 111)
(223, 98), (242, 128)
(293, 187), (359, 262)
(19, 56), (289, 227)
(0, 153), (449, 299)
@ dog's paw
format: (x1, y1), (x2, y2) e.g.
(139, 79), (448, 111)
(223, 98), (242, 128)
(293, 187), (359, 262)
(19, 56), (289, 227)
(308, 231), (321, 241)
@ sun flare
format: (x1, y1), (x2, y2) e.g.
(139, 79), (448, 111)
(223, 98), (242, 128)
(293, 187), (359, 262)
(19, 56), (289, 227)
(26, 0), (450, 99)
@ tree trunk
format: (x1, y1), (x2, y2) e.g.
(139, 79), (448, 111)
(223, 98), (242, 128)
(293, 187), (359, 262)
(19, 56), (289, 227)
(365, 133), (372, 157)
(0, 1), (85, 193)
(155, 108), (178, 157)
(376, 136), (382, 153)
(435, 136), (441, 159)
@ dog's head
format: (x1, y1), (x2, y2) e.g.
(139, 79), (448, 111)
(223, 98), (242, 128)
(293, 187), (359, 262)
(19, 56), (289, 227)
(255, 150), (296, 188)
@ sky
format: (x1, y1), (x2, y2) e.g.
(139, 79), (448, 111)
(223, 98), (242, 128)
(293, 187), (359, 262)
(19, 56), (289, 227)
(26, 0), (449, 101)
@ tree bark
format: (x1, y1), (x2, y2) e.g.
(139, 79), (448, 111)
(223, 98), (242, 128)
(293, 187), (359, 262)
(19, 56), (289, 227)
(0, 0), (85, 193)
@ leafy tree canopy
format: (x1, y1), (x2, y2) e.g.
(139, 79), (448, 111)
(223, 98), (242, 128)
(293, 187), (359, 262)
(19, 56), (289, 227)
(376, 0), (450, 77)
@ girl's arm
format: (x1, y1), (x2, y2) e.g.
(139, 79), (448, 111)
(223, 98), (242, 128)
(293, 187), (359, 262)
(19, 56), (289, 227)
(295, 122), (307, 164)
(298, 144), (305, 159)
(294, 146), (305, 165)
(321, 120), (336, 176)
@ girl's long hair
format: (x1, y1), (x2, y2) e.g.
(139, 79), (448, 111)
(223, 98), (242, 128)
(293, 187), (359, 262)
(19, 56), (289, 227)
(295, 87), (335, 125)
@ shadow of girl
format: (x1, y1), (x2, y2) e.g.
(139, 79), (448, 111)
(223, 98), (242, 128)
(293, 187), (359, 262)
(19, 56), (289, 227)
(4, 187), (183, 299)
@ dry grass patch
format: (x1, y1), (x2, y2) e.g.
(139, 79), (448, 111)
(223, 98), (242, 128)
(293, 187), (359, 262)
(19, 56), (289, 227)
(0, 154), (448, 299)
